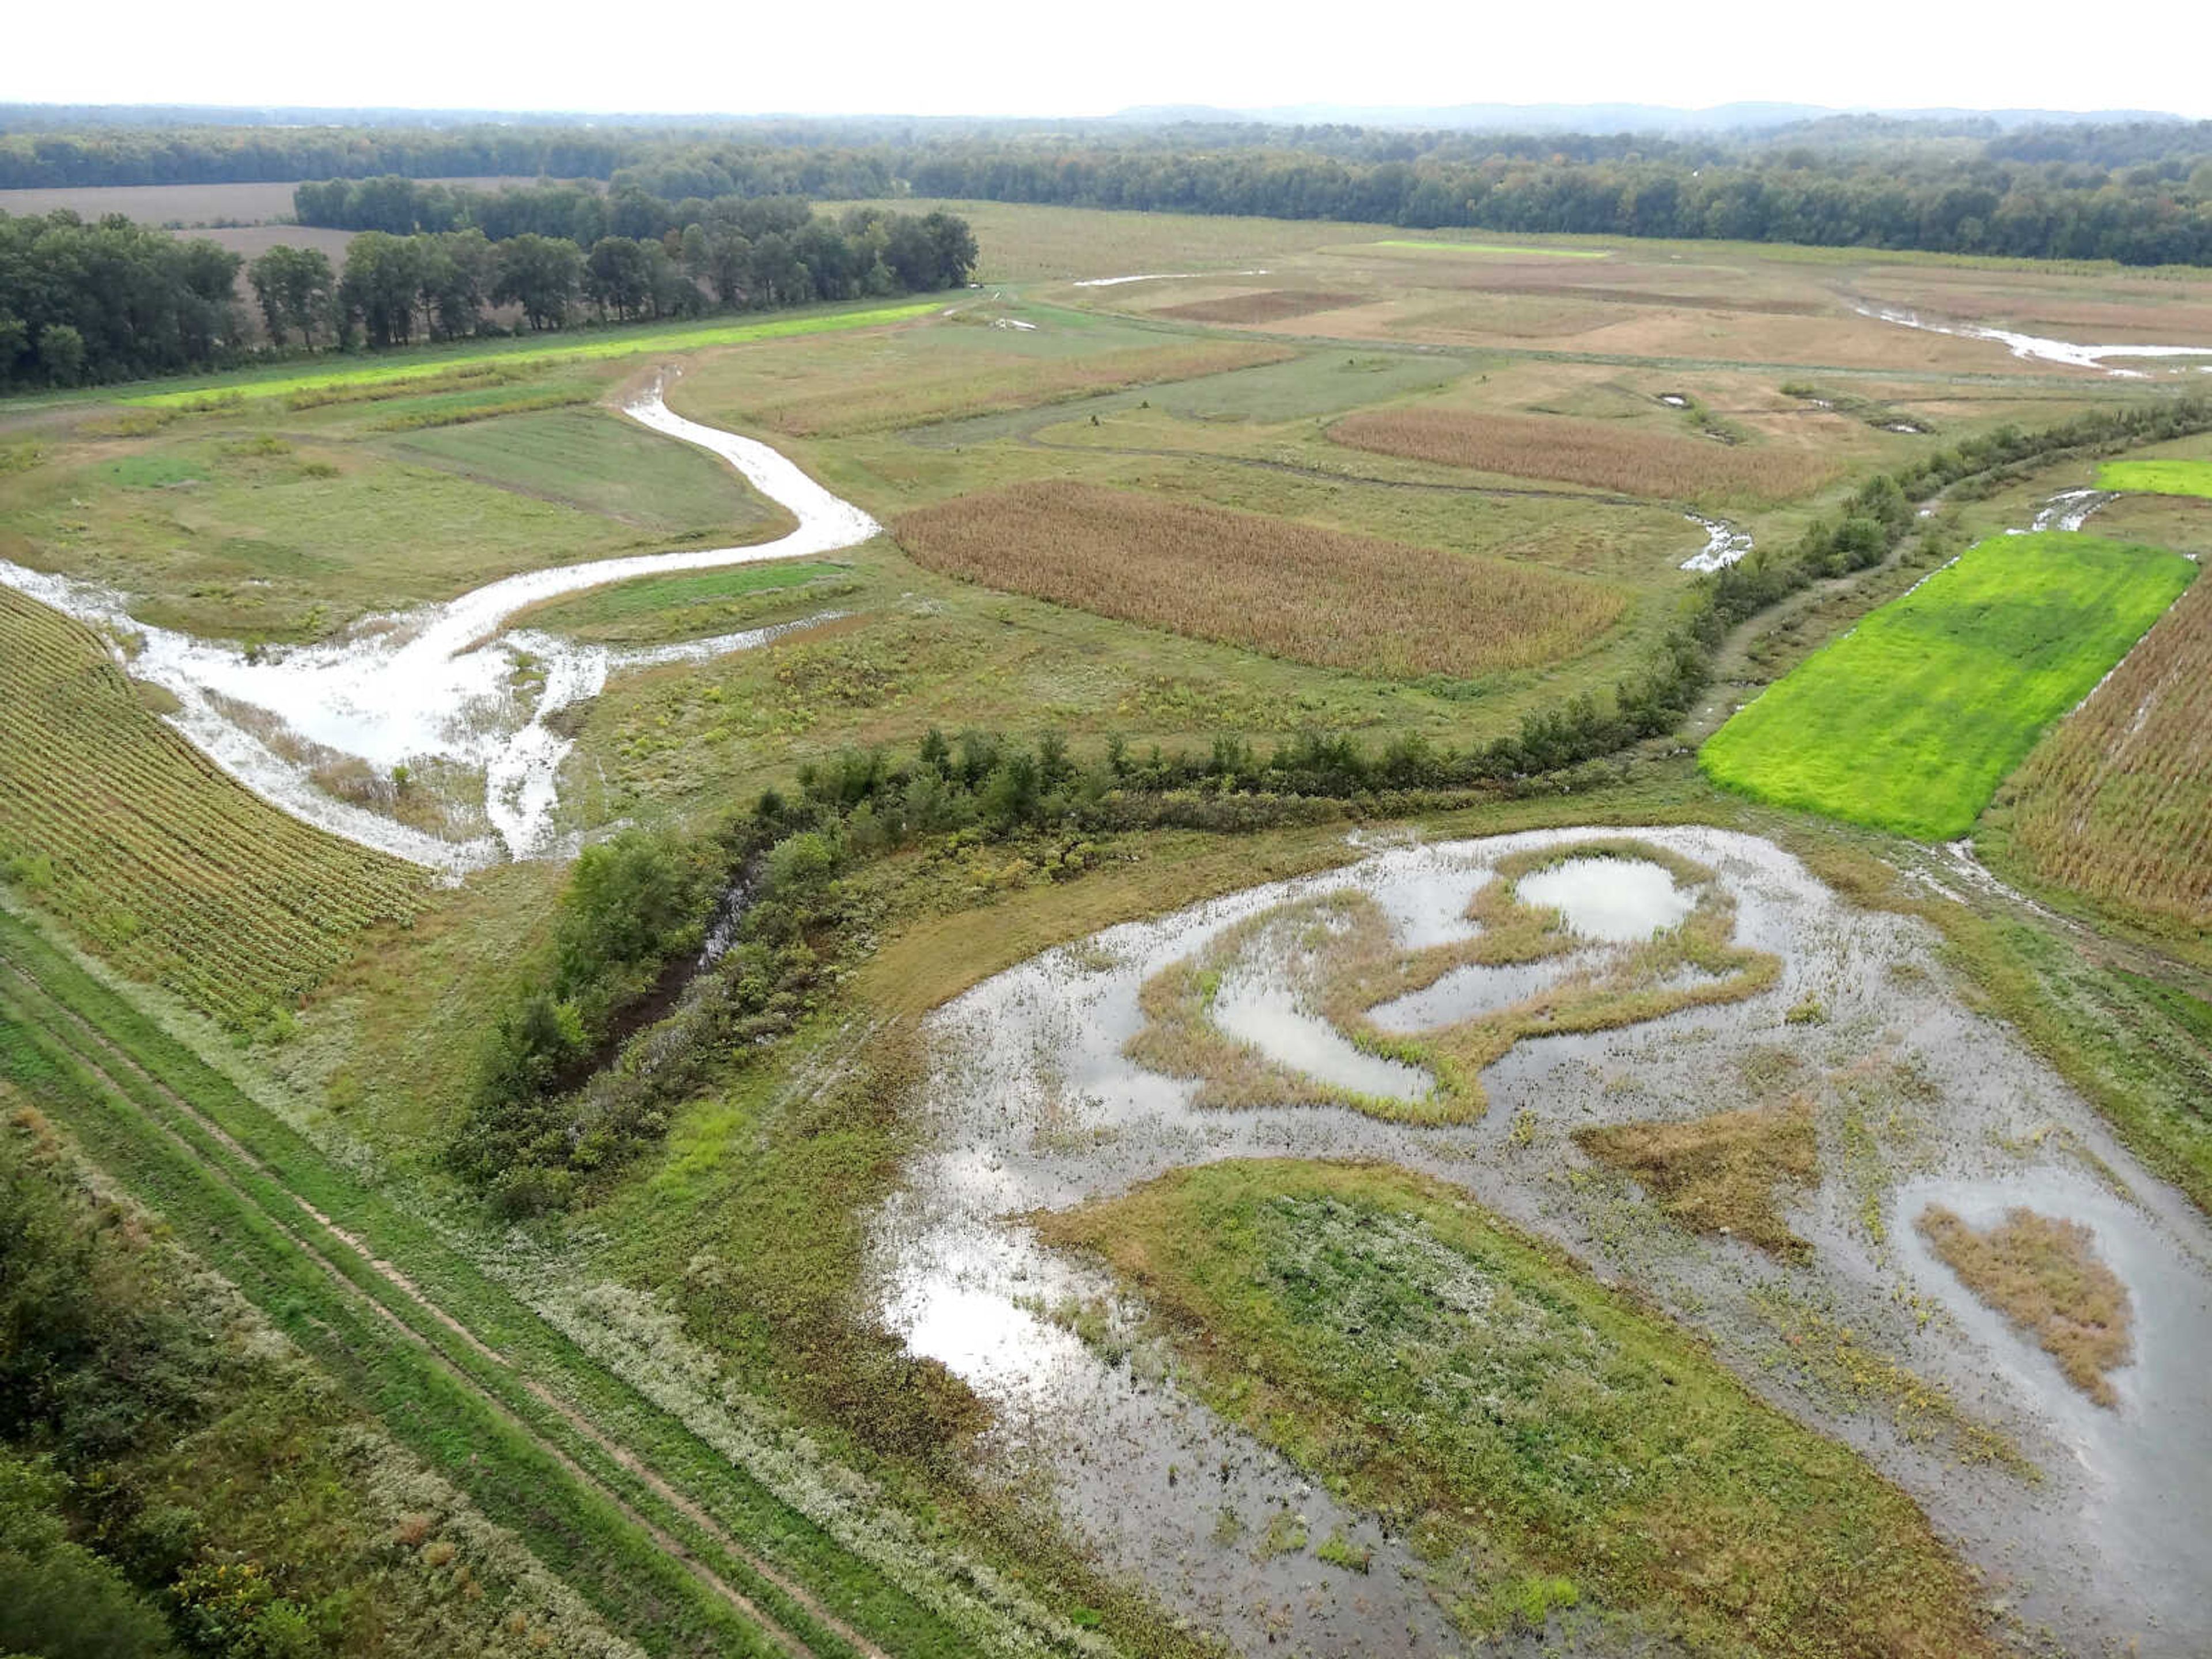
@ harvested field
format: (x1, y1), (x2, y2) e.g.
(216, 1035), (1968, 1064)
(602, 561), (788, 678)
(0, 587), (426, 1026)
(1328, 407), (1838, 504)
(1916, 1205), (2135, 1407)
(1577, 1100), (1819, 1257)
(1702, 533), (2198, 840)
(892, 479), (1624, 677)
(713, 337), (1294, 437)
(1152, 290), (1365, 324)
(1984, 577), (2212, 928)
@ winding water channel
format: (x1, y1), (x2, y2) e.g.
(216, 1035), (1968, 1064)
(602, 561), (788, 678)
(0, 376), (876, 867)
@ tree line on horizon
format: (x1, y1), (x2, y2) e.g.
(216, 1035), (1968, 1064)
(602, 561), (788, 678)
(0, 202), (976, 386)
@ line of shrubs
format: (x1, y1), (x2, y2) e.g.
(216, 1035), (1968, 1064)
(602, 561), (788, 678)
(452, 394), (2212, 1213)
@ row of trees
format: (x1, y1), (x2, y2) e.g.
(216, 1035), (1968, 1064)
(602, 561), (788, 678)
(264, 204), (975, 350)
(0, 199), (975, 385)
(0, 211), (243, 387)
(900, 147), (2212, 266)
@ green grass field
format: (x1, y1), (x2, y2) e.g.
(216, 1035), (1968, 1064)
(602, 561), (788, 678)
(2098, 457), (2212, 500)
(1700, 533), (2197, 839)
(127, 301), (941, 407)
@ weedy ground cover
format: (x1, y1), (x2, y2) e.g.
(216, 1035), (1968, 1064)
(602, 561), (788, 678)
(1980, 577), (2212, 933)
(893, 479), (1624, 677)
(1370, 238), (1613, 258)
(1328, 407), (1838, 505)
(0, 588), (425, 1028)
(1152, 290), (1365, 324)
(510, 561), (857, 646)
(1036, 1158), (1998, 1656)
(1916, 1205), (2134, 1406)
(2096, 457), (2212, 499)
(1576, 1100), (1820, 1257)
(1700, 532), (2196, 840)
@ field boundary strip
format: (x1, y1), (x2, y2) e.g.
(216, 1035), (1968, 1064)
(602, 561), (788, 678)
(0, 911), (971, 1659)
(124, 301), (942, 407)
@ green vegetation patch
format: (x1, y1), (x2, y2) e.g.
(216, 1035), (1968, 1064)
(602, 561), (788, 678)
(1700, 533), (2196, 840)
(513, 561), (853, 646)
(384, 406), (789, 541)
(127, 300), (940, 407)
(2096, 457), (2212, 500)
(1036, 1159), (1997, 1656)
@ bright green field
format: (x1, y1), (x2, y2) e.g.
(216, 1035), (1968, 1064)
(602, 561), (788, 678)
(1700, 533), (2197, 839)
(2098, 458), (2212, 500)
(127, 301), (940, 407)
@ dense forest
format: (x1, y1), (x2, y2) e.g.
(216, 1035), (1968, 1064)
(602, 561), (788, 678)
(0, 203), (976, 387)
(275, 124), (2212, 266)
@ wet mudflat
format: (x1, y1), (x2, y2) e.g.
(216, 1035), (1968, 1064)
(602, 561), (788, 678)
(873, 827), (2212, 1656)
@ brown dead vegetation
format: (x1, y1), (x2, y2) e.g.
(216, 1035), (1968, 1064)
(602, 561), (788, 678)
(1577, 1100), (1820, 1258)
(892, 479), (1624, 678)
(1916, 1205), (2135, 1406)
(1328, 407), (1839, 503)
(1126, 839), (1782, 1124)
(1153, 290), (1366, 324)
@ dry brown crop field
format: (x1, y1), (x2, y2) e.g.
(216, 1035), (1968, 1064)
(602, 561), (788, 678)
(893, 479), (1624, 677)
(709, 336), (1295, 437)
(1153, 289), (1366, 324)
(0, 587), (426, 1027)
(1984, 576), (2212, 929)
(1328, 406), (1840, 505)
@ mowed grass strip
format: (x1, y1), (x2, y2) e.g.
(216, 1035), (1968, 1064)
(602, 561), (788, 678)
(1986, 577), (2212, 926)
(2097, 457), (2212, 500)
(1370, 238), (1613, 259)
(893, 480), (1624, 677)
(0, 587), (425, 1026)
(1701, 533), (2197, 840)
(1037, 1160), (1999, 1657)
(127, 301), (940, 407)
(1328, 407), (1838, 504)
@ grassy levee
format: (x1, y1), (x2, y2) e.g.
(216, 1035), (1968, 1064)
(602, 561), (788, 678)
(122, 301), (942, 407)
(1701, 533), (2198, 840)
(0, 909), (987, 1659)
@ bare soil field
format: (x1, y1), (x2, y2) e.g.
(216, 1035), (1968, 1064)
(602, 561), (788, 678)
(1152, 289), (1366, 324)
(894, 478), (1624, 677)
(0, 176), (541, 226)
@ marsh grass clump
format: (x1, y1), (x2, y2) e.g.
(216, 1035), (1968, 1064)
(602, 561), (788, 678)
(1916, 1205), (2135, 1407)
(1125, 839), (1781, 1123)
(1576, 1099), (1819, 1258)
(1037, 1160), (2001, 1657)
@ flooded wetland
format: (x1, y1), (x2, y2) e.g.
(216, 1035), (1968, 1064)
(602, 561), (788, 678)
(877, 827), (2212, 1656)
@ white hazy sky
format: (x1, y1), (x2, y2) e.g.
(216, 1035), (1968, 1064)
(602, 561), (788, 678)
(10, 0), (2211, 122)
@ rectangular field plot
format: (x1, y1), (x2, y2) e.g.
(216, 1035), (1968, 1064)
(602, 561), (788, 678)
(1986, 578), (2212, 928)
(1328, 407), (1837, 506)
(1700, 533), (2197, 840)
(2099, 459), (2212, 501)
(893, 480), (1623, 677)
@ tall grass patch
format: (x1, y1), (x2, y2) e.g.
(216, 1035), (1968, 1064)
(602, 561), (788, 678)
(1700, 532), (2196, 840)
(893, 480), (1624, 678)
(1983, 577), (2212, 929)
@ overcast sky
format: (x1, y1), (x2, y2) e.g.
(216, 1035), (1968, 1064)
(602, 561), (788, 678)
(11, 0), (2210, 122)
